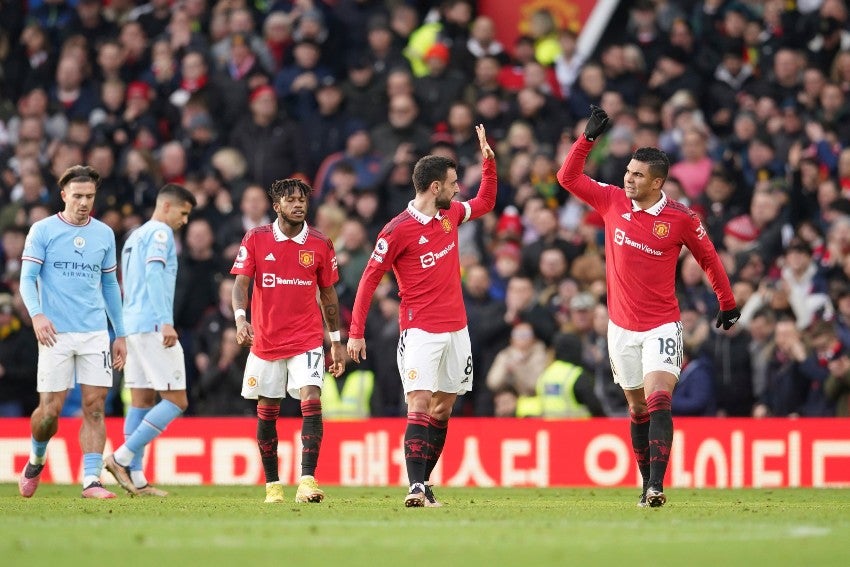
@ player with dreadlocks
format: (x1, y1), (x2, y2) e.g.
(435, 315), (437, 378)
(230, 178), (345, 504)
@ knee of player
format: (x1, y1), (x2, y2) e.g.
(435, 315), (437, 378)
(81, 392), (106, 419)
(162, 390), (189, 412)
(38, 402), (63, 423)
(300, 385), (322, 401)
(428, 401), (453, 421)
(628, 401), (648, 416)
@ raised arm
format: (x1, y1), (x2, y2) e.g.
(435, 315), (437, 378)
(556, 105), (617, 212)
(464, 124), (498, 221)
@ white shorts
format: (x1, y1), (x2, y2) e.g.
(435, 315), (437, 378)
(241, 349), (325, 400)
(124, 332), (186, 391)
(607, 320), (682, 390)
(37, 331), (113, 392)
(397, 327), (473, 395)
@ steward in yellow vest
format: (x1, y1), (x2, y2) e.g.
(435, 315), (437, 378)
(322, 367), (375, 420)
(516, 333), (605, 418)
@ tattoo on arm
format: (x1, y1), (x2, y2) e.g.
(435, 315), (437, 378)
(319, 286), (340, 331)
(233, 275), (251, 311)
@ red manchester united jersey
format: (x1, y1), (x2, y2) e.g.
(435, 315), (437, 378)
(557, 137), (735, 332)
(230, 221), (338, 359)
(349, 157), (498, 338)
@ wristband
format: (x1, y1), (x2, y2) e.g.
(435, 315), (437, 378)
(234, 308), (246, 320)
(329, 330), (341, 342)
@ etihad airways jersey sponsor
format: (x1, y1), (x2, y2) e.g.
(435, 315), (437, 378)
(557, 137), (735, 332)
(21, 213), (118, 333)
(230, 221), (338, 359)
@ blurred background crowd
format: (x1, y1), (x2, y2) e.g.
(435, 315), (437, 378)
(2, 0), (850, 420)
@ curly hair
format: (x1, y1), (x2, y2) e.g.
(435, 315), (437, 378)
(268, 178), (313, 202)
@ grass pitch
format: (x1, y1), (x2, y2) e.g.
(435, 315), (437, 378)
(3, 485), (848, 566)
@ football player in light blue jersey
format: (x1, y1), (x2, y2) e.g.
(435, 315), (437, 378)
(104, 184), (196, 497)
(18, 165), (127, 500)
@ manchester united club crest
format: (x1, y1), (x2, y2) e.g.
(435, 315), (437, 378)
(247, 376), (258, 388)
(652, 221), (671, 239)
(440, 217), (452, 233)
(407, 369), (418, 381)
(299, 250), (315, 267)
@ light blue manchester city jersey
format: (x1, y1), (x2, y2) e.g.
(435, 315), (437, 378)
(22, 214), (118, 333)
(121, 219), (177, 334)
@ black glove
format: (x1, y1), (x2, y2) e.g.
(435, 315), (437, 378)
(584, 105), (611, 141)
(715, 307), (741, 330)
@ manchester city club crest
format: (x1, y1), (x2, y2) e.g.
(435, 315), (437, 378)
(299, 250), (315, 267)
(652, 221), (671, 239)
(440, 218), (452, 233)
(73, 236), (85, 248)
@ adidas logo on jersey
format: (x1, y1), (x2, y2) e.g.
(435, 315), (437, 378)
(265, 253), (276, 261)
(664, 357), (673, 365)
(311, 371), (320, 379)
(622, 213), (631, 221)
(418, 235), (429, 244)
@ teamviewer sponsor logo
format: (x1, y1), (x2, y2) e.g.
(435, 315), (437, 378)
(262, 273), (276, 287)
(419, 242), (455, 269)
(614, 228), (625, 245)
(613, 228), (662, 256)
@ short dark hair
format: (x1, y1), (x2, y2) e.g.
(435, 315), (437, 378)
(412, 155), (456, 194)
(631, 147), (669, 181)
(158, 183), (197, 207)
(58, 165), (101, 189)
(269, 178), (313, 202)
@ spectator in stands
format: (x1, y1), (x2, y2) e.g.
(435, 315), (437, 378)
(672, 307), (716, 416)
(229, 85), (309, 189)
(340, 53), (385, 129)
(192, 327), (254, 416)
(756, 317), (830, 417)
(217, 184), (272, 255)
(516, 332), (605, 418)
(487, 321), (551, 416)
(0, 292), (38, 417)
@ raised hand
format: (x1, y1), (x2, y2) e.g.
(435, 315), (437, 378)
(476, 124), (495, 160)
(584, 105), (611, 141)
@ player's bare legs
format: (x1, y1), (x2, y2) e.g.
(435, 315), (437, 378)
(422, 391), (456, 507)
(79, 384), (115, 498)
(257, 396), (284, 503)
(19, 390), (68, 497)
(296, 385), (325, 503)
(624, 370), (676, 507)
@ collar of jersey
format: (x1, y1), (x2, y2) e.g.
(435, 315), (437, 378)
(57, 212), (91, 226)
(272, 219), (308, 243)
(406, 201), (443, 225)
(631, 191), (667, 216)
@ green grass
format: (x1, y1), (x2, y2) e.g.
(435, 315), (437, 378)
(3, 485), (849, 566)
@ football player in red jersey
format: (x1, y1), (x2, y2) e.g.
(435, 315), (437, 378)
(347, 125), (497, 507)
(558, 106), (740, 507)
(231, 178), (345, 504)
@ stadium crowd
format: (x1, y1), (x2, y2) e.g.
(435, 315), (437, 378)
(2, 0), (850, 420)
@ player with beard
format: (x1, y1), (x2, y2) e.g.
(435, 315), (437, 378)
(558, 105), (740, 507)
(230, 178), (345, 504)
(347, 125), (497, 507)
